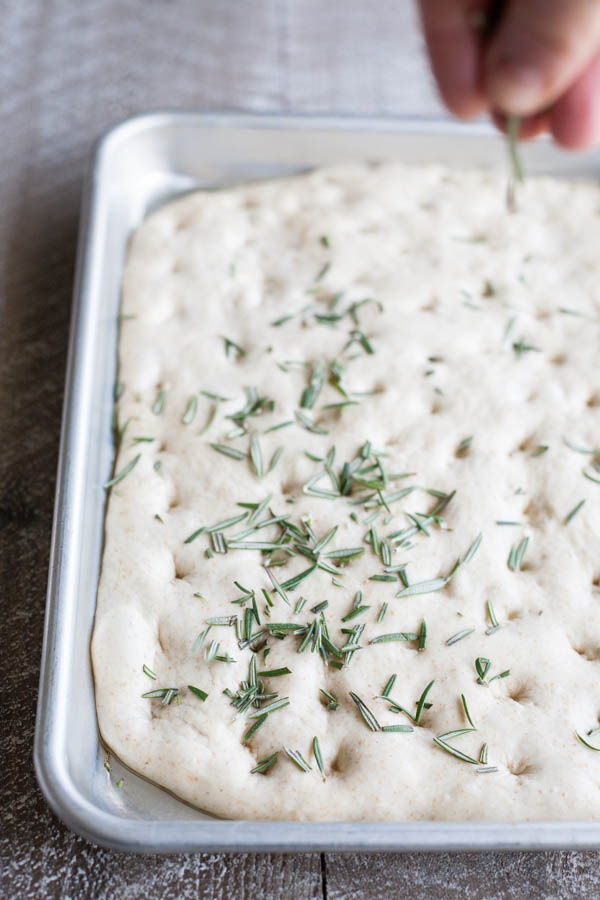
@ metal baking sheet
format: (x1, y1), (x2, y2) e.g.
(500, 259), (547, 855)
(34, 111), (600, 853)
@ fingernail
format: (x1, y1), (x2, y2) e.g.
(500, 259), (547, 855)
(488, 55), (546, 115)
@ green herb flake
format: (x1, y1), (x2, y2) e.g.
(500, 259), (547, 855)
(104, 453), (141, 489)
(187, 685), (208, 701)
(575, 732), (600, 752)
(182, 395), (198, 425)
(313, 736), (326, 778)
(349, 691), (381, 732)
(251, 751), (279, 774)
(257, 667), (292, 678)
(152, 389), (166, 415)
(446, 628), (475, 647)
(532, 445), (548, 457)
(320, 688), (339, 711)
(249, 431), (263, 479)
(210, 442), (246, 461)
(507, 536), (529, 572)
(222, 336), (246, 359)
(565, 499), (586, 526)
(284, 746), (312, 772)
(377, 602), (388, 623)
(461, 693), (475, 728)
(433, 728), (479, 765)
(382, 674), (397, 698)
(370, 632), (419, 644)
(396, 577), (448, 598)
(456, 436), (473, 457)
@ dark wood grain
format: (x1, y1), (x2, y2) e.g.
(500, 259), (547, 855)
(1, 2), (598, 897)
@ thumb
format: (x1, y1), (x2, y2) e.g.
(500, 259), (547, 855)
(485, 0), (600, 115)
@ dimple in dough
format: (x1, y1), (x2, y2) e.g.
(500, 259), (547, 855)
(92, 163), (600, 821)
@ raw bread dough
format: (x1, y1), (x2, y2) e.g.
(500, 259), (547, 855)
(92, 163), (600, 821)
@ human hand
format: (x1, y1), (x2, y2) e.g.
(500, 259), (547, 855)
(419, 0), (600, 148)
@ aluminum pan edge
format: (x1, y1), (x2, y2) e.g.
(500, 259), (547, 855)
(34, 111), (600, 852)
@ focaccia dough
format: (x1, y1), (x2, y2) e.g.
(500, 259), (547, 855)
(92, 163), (600, 821)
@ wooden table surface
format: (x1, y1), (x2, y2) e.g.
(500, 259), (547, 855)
(2, 2), (599, 896)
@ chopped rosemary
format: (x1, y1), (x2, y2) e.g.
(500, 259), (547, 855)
(301, 361), (326, 409)
(349, 691), (381, 731)
(313, 736), (325, 777)
(576, 732), (600, 752)
(377, 602), (388, 623)
(506, 114), (524, 212)
(104, 453), (140, 488)
(462, 532), (483, 565)
(564, 499), (585, 525)
(507, 537), (529, 572)
(433, 728), (479, 765)
(251, 751), (279, 774)
(249, 432), (263, 479)
(456, 436), (473, 457)
(370, 632), (419, 644)
(142, 687), (179, 705)
(486, 598), (501, 634)
(418, 619), (427, 651)
(242, 714), (267, 743)
(532, 445), (548, 457)
(182, 395), (198, 424)
(222, 336), (246, 358)
(382, 674), (397, 698)
(210, 443), (246, 460)
(267, 446), (284, 474)
(446, 628), (475, 646)
(284, 746), (312, 772)
(320, 688), (339, 711)
(142, 664), (156, 679)
(512, 339), (541, 359)
(475, 657), (491, 683)
(152, 389), (166, 415)
(461, 693), (475, 728)
(187, 685), (208, 701)
(396, 577), (447, 598)
(257, 667), (292, 678)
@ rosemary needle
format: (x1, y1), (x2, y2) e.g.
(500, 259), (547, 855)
(506, 115), (524, 212)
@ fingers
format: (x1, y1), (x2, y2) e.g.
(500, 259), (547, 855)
(418, 0), (490, 118)
(550, 51), (600, 149)
(491, 110), (550, 141)
(485, 0), (600, 116)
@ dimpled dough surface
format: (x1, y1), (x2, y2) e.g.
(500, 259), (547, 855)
(92, 163), (600, 822)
